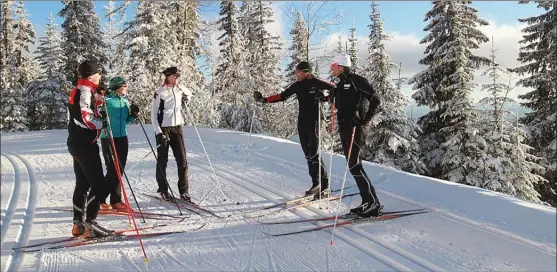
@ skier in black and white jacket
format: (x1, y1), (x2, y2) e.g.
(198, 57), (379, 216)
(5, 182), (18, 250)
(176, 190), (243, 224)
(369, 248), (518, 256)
(151, 66), (194, 203)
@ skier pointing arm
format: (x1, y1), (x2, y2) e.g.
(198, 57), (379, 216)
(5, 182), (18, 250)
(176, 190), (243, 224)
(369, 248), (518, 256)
(253, 61), (336, 199)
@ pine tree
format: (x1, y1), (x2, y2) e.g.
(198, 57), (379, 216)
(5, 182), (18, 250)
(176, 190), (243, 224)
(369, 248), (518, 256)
(13, 0), (40, 86)
(103, 1), (126, 80)
(284, 11), (309, 82)
(408, 1), (491, 185)
(26, 11), (70, 131)
(123, 1), (177, 119)
(478, 39), (545, 202)
(59, 0), (107, 86)
(348, 18), (360, 74)
(214, 1), (245, 104)
(362, 2), (426, 174)
(510, 1), (556, 206)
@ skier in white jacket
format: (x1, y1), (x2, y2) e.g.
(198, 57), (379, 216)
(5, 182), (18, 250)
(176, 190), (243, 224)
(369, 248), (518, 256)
(151, 66), (194, 203)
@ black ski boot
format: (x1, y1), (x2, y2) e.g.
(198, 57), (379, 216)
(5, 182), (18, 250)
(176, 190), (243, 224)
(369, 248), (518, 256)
(313, 188), (331, 200)
(305, 185), (321, 197)
(160, 191), (176, 203)
(83, 220), (115, 238)
(354, 201), (383, 218)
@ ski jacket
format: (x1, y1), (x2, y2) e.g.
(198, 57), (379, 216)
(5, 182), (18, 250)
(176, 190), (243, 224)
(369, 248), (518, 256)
(67, 79), (104, 147)
(333, 72), (380, 125)
(100, 93), (135, 139)
(264, 76), (336, 124)
(151, 83), (192, 135)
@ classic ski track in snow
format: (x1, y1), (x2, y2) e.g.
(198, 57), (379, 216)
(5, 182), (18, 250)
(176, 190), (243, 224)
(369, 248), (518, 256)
(187, 156), (430, 271)
(245, 146), (556, 256)
(1, 152), (38, 272)
(0, 154), (17, 245)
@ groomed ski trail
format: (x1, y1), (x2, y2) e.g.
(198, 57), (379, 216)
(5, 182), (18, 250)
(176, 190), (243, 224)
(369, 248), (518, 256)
(187, 155), (437, 271)
(1, 153), (39, 272)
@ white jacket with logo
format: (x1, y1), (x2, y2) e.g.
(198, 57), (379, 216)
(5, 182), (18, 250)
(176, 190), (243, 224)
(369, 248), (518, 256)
(151, 84), (192, 134)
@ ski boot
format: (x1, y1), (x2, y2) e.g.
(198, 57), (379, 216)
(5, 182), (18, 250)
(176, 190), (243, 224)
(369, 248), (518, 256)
(304, 185), (321, 197)
(313, 188), (331, 200)
(83, 220), (115, 238)
(72, 220), (85, 237)
(99, 202), (112, 211)
(111, 202), (129, 212)
(354, 201), (383, 218)
(180, 192), (195, 204)
(160, 191), (177, 203)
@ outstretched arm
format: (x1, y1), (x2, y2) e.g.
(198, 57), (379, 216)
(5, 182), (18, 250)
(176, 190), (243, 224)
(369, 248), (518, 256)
(254, 82), (298, 104)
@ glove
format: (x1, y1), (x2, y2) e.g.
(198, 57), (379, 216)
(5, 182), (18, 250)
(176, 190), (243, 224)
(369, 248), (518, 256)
(353, 116), (367, 126)
(129, 104), (140, 118)
(253, 91), (265, 103)
(314, 90), (330, 102)
(100, 110), (107, 120)
(156, 133), (169, 147)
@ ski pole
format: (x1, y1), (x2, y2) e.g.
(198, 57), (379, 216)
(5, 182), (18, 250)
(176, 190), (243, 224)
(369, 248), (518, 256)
(101, 97), (148, 261)
(178, 86), (227, 204)
(330, 126), (356, 245)
(125, 144), (160, 173)
(327, 99), (336, 208)
(137, 117), (184, 216)
(237, 109), (256, 205)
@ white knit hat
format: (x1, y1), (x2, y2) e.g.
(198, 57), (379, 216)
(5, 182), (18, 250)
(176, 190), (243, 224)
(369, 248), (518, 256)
(332, 53), (351, 68)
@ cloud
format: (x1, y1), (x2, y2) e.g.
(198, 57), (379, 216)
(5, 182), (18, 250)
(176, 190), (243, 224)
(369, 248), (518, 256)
(318, 19), (532, 102)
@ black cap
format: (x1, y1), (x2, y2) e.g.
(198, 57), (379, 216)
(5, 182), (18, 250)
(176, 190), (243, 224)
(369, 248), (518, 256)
(162, 66), (180, 76)
(78, 60), (102, 78)
(295, 61), (311, 72)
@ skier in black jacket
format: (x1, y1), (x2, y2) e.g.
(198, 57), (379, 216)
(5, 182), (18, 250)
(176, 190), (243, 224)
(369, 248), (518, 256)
(67, 60), (114, 238)
(327, 53), (382, 217)
(254, 61), (336, 199)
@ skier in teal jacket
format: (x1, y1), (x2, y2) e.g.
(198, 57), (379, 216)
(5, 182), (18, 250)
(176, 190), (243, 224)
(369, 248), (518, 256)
(99, 76), (139, 212)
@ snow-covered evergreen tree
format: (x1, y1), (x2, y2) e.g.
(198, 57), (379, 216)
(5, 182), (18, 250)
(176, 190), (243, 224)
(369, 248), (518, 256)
(362, 2), (426, 174)
(27, 11), (70, 131)
(1, 0), (27, 132)
(510, 1), (556, 206)
(478, 39), (545, 202)
(348, 18), (360, 74)
(123, 1), (177, 119)
(214, 1), (245, 105)
(59, 0), (107, 85)
(284, 11), (309, 82)
(103, 1), (126, 80)
(408, 1), (491, 185)
(12, 0), (40, 86)
(231, 94), (263, 133)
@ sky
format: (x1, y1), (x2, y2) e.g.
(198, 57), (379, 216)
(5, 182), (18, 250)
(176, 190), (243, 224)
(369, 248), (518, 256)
(20, 1), (545, 104)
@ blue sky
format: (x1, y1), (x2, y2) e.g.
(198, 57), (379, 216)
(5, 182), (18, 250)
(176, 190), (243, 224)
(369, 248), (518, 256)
(21, 1), (544, 104)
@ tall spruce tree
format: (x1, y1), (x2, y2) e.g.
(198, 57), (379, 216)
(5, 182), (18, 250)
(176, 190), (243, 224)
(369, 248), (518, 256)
(103, 1), (126, 80)
(363, 2), (425, 174)
(59, 0), (107, 86)
(510, 1), (556, 206)
(26, 11), (70, 130)
(478, 39), (545, 202)
(348, 18), (360, 74)
(284, 11), (309, 82)
(408, 1), (492, 185)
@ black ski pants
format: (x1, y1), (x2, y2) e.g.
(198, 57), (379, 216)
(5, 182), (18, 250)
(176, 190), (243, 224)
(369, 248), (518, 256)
(338, 121), (380, 205)
(156, 126), (188, 195)
(100, 136), (128, 205)
(298, 121), (329, 190)
(69, 143), (107, 222)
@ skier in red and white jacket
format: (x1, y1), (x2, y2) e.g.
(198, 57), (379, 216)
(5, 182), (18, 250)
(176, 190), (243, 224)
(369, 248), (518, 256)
(67, 60), (114, 238)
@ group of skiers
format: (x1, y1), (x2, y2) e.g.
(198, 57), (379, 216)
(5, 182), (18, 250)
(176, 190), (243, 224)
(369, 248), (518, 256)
(66, 52), (382, 238)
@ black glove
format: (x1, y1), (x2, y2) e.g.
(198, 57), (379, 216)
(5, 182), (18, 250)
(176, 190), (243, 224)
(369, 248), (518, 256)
(353, 116), (367, 126)
(100, 110), (107, 120)
(129, 104), (140, 118)
(156, 133), (169, 147)
(314, 90), (330, 102)
(253, 91), (265, 103)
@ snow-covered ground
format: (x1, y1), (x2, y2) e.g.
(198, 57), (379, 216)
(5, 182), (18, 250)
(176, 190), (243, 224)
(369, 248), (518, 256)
(1, 125), (555, 272)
